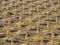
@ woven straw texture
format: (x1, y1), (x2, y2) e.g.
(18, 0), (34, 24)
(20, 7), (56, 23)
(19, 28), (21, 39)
(0, 0), (60, 45)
